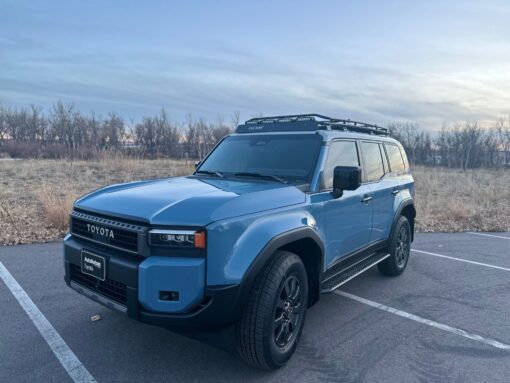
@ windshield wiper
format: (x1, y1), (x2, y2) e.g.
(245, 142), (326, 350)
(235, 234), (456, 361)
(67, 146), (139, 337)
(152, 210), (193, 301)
(233, 172), (287, 184)
(195, 170), (225, 178)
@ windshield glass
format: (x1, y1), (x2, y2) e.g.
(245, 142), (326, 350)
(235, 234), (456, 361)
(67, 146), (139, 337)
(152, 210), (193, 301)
(196, 134), (322, 185)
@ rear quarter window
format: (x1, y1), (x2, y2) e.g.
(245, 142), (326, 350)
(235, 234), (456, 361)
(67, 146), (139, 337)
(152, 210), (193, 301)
(400, 145), (410, 169)
(385, 143), (406, 173)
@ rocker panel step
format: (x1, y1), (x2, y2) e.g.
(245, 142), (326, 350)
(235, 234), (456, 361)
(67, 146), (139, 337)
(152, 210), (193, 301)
(320, 252), (390, 293)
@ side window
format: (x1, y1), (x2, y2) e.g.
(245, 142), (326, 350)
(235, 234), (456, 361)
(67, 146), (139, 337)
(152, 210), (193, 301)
(385, 143), (405, 173)
(321, 140), (359, 190)
(361, 141), (385, 182)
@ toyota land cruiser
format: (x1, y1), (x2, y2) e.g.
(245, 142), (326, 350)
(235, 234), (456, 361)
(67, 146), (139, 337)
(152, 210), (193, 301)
(64, 114), (416, 370)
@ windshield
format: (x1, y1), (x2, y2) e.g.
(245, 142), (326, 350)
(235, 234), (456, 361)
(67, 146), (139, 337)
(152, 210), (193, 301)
(196, 134), (322, 186)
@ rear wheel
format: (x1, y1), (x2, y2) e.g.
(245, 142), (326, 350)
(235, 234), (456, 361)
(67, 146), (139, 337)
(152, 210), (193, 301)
(378, 215), (411, 276)
(236, 250), (308, 370)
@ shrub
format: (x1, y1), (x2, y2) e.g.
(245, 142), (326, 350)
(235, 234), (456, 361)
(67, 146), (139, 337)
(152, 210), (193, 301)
(35, 184), (78, 232)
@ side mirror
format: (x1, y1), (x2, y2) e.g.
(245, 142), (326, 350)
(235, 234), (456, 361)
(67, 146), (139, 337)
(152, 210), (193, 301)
(194, 161), (201, 169)
(332, 166), (361, 198)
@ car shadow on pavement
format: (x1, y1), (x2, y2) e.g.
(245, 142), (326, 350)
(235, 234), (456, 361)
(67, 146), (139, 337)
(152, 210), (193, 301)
(75, 293), (360, 383)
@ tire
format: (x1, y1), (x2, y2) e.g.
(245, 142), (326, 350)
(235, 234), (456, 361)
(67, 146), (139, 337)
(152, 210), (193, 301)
(236, 250), (308, 370)
(378, 215), (411, 276)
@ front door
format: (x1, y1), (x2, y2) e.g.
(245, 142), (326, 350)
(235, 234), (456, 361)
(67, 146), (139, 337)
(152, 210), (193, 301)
(312, 140), (373, 269)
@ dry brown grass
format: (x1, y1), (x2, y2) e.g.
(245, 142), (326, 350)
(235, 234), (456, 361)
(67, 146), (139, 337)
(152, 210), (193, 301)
(0, 157), (194, 245)
(35, 185), (78, 231)
(413, 166), (510, 232)
(0, 160), (508, 245)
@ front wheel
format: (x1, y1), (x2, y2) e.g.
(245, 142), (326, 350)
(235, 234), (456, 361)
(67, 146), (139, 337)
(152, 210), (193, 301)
(236, 250), (308, 370)
(378, 215), (411, 276)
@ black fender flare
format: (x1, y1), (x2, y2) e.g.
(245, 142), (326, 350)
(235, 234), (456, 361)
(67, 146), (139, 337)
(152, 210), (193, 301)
(389, 199), (416, 244)
(232, 226), (324, 319)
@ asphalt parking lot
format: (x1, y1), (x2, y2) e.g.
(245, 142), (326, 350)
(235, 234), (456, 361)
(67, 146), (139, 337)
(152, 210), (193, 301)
(1, 232), (509, 383)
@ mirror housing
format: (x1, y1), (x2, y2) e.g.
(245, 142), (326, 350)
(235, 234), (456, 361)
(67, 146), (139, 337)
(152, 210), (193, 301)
(332, 166), (362, 198)
(194, 161), (201, 169)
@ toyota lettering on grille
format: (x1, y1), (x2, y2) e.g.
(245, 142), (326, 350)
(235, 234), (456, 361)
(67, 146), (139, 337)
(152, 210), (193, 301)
(86, 223), (115, 239)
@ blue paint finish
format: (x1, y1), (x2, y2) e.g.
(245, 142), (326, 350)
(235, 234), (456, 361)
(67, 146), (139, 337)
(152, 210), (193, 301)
(369, 175), (399, 242)
(75, 177), (305, 227)
(201, 134), (415, 286)
(312, 186), (373, 268)
(206, 205), (323, 285)
(138, 256), (205, 313)
(67, 123), (416, 319)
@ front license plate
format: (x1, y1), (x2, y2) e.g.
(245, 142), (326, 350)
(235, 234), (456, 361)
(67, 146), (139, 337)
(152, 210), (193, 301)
(81, 251), (106, 281)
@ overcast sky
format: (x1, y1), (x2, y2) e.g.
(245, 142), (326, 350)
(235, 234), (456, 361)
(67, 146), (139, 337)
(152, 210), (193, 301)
(1, 1), (510, 130)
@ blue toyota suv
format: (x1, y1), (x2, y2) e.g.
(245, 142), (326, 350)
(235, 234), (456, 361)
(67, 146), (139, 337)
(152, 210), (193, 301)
(64, 114), (415, 370)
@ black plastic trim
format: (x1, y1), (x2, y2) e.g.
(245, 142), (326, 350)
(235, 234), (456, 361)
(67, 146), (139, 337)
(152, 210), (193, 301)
(320, 251), (390, 292)
(64, 237), (140, 287)
(237, 114), (389, 136)
(321, 239), (388, 282)
(139, 285), (240, 329)
(70, 210), (149, 256)
(231, 226), (324, 319)
(390, 199), (416, 242)
(74, 207), (150, 225)
(69, 281), (128, 313)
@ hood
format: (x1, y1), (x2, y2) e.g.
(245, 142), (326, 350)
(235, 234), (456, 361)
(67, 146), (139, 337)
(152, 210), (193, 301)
(75, 176), (306, 226)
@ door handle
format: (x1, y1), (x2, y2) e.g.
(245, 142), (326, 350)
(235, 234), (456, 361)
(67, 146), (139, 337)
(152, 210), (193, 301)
(361, 195), (373, 203)
(391, 188), (400, 196)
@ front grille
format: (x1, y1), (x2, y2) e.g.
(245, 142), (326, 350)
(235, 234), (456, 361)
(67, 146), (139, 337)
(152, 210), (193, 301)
(70, 211), (142, 254)
(70, 264), (127, 305)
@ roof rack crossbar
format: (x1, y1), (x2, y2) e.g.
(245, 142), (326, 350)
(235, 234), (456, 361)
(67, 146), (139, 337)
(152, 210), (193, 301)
(241, 114), (388, 136)
(245, 114), (333, 124)
(321, 119), (388, 135)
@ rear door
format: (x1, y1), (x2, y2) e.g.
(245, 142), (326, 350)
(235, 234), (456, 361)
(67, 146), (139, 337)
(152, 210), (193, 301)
(359, 141), (397, 243)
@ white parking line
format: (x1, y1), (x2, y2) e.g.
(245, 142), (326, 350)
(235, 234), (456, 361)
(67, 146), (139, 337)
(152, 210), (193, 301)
(0, 260), (97, 383)
(334, 290), (510, 350)
(411, 249), (510, 272)
(467, 232), (510, 240)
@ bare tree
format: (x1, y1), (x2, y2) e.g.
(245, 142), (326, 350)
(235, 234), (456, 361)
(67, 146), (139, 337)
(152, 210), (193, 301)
(388, 122), (422, 165)
(231, 110), (240, 130)
(50, 101), (78, 150)
(0, 106), (7, 143)
(102, 113), (125, 149)
(2, 100), (505, 167)
(496, 113), (510, 167)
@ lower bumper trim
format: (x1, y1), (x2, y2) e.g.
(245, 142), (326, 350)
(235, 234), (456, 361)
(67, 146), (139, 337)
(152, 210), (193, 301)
(139, 284), (240, 329)
(70, 281), (127, 314)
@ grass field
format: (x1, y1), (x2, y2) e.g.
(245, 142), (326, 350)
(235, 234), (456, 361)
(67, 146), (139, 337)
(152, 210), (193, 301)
(1, 159), (509, 245)
(412, 166), (510, 232)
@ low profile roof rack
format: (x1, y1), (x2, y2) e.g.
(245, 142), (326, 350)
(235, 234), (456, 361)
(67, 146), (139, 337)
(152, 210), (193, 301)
(236, 114), (388, 136)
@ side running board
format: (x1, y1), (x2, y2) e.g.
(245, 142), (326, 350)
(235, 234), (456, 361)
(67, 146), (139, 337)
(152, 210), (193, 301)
(320, 251), (390, 293)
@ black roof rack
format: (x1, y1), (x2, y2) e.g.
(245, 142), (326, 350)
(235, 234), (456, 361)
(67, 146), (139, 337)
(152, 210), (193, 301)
(236, 114), (388, 136)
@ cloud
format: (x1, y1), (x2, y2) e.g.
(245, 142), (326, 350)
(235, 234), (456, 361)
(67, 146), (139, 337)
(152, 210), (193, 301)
(1, 1), (510, 130)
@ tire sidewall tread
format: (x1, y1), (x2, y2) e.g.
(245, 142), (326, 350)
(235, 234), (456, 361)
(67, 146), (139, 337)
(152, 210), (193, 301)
(236, 250), (308, 370)
(378, 215), (411, 276)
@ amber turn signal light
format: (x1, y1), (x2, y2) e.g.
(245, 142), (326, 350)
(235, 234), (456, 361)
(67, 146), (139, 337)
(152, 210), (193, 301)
(194, 231), (206, 249)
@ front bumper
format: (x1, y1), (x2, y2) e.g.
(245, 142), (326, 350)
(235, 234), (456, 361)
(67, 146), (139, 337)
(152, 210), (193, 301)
(64, 236), (239, 328)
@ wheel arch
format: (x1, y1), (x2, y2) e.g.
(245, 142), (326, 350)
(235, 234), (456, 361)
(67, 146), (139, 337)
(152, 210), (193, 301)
(280, 237), (323, 307)
(391, 199), (416, 242)
(233, 227), (324, 319)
